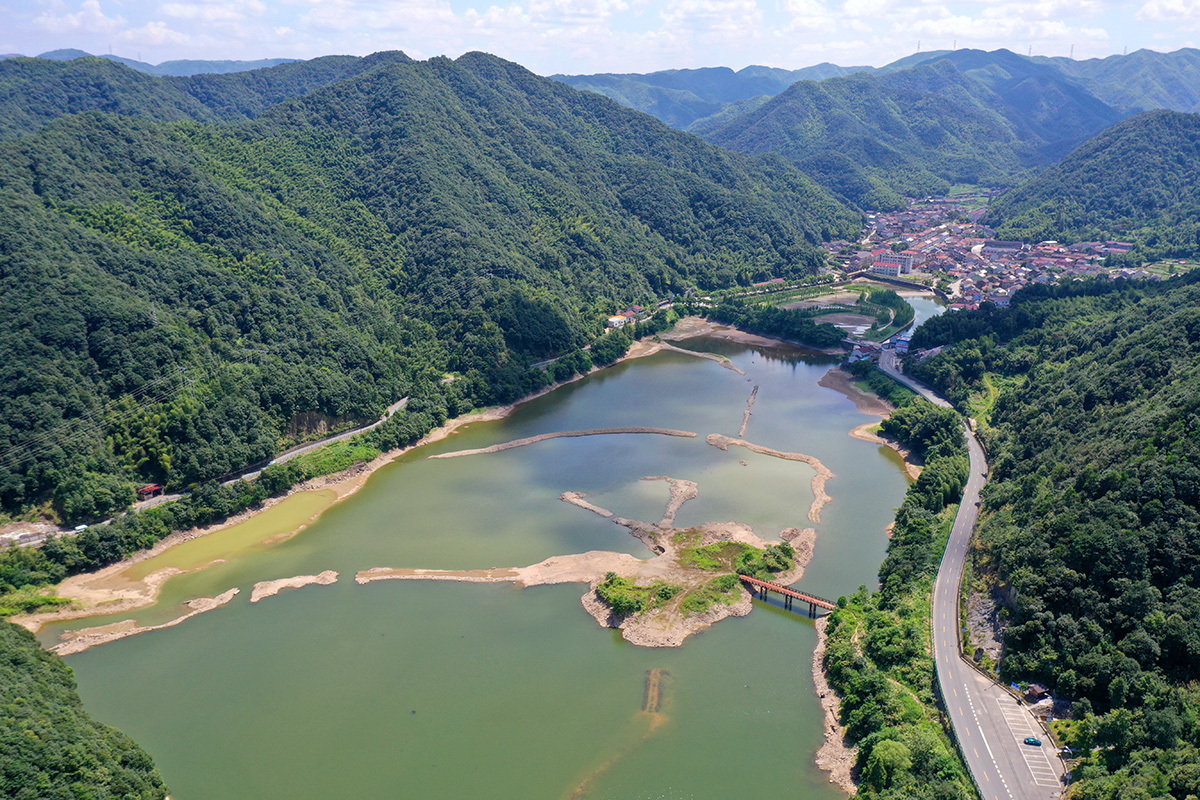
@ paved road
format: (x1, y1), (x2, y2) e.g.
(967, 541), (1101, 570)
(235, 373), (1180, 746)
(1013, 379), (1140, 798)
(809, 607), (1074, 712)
(880, 352), (1064, 800)
(13, 397), (414, 547)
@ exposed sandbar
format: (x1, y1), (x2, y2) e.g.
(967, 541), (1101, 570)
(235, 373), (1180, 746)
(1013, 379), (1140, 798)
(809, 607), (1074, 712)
(355, 567), (522, 584)
(738, 384), (759, 437)
(706, 433), (834, 523)
(642, 476), (698, 528)
(560, 491), (614, 518)
(52, 588), (240, 656)
(429, 427), (698, 459)
(250, 570), (338, 603)
(355, 504), (819, 649)
(657, 340), (747, 375)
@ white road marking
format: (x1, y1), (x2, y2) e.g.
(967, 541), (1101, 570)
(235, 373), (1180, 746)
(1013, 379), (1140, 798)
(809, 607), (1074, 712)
(994, 698), (1061, 787)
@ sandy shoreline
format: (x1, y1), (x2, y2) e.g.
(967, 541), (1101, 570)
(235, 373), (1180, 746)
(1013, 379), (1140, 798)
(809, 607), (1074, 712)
(663, 316), (844, 355)
(50, 588), (240, 656)
(14, 339), (684, 633)
(820, 366), (922, 480)
(813, 615), (859, 794)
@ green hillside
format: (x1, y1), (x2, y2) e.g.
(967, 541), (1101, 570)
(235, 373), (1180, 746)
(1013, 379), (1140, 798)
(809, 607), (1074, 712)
(0, 620), (169, 798)
(0, 51), (413, 139)
(704, 56), (1123, 210)
(0, 51), (857, 523)
(987, 110), (1200, 259)
(1035, 48), (1200, 115)
(909, 276), (1200, 798)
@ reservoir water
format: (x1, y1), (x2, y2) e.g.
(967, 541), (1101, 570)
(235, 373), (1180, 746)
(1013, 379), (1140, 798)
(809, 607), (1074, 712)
(48, 314), (938, 799)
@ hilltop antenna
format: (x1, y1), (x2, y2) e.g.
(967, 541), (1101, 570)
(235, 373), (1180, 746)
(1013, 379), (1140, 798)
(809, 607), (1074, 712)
(1124, 46), (1128, 56)
(1028, 45), (1032, 57)
(917, 40), (921, 52)
(150, 301), (158, 327)
(953, 39), (957, 50)
(1069, 44), (1074, 59)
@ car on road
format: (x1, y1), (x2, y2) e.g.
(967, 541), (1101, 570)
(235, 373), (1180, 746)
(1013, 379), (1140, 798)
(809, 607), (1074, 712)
(1023, 737), (1042, 746)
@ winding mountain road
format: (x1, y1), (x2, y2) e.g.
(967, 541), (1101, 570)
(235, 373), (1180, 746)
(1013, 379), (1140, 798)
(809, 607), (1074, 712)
(879, 351), (1063, 800)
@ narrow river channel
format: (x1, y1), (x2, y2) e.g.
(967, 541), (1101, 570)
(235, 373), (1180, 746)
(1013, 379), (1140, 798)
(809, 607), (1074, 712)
(47, 308), (941, 799)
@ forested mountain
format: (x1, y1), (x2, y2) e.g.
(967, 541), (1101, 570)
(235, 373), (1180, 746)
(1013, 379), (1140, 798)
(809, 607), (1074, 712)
(26, 49), (299, 77)
(703, 57), (1123, 210)
(986, 110), (1200, 259)
(1034, 48), (1200, 115)
(0, 52), (414, 139)
(553, 62), (870, 129)
(1, 620), (169, 798)
(0, 51), (857, 521)
(908, 275), (1200, 798)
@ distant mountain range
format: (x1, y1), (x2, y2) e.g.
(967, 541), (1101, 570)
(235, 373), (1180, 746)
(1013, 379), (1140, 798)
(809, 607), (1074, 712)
(552, 63), (872, 129)
(0, 51), (415, 139)
(559, 47), (1200, 210)
(704, 51), (1122, 210)
(0, 49), (298, 77)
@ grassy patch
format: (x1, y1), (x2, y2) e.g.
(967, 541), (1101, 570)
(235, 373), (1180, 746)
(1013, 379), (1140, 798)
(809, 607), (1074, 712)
(595, 572), (683, 616)
(290, 440), (381, 479)
(0, 585), (74, 617)
(674, 532), (795, 580)
(966, 372), (1023, 436)
(676, 530), (757, 571)
(680, 574), (742, 614)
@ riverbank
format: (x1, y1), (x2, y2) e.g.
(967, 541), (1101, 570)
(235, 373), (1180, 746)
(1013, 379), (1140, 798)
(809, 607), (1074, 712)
(13, 329), (739, 632)
(820, 367), (922, 480)
(813, 615), (858, 794)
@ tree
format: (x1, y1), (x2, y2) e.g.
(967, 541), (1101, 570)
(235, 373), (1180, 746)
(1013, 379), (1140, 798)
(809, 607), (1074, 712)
(864, 739), (913, 792)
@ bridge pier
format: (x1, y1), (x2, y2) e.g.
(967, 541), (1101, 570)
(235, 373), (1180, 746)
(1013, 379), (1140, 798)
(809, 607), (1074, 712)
(738, 574), (838, 618)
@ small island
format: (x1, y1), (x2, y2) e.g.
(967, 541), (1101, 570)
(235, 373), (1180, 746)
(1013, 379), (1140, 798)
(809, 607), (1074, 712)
(358, 466), (818, 647)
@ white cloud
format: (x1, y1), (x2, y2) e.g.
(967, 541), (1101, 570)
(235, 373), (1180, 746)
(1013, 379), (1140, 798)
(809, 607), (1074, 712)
(34, 0), (125, 34)
(1139, 0), (1200, 25)
(3, 0), (1193, 75)
(160, 1), (266, 24)
(120, 20), (192, 45)
(660, 0), (764, 34)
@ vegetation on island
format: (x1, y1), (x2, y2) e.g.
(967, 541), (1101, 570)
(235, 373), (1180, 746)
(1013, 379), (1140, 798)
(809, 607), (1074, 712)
(595, 537), (795, 618)
(0, 621), (169, 799)
(823, 371), (974, 799)
(596, 573), (683, 616)
(987, 110), (1200, 262)
(908, 274), (1200, 798)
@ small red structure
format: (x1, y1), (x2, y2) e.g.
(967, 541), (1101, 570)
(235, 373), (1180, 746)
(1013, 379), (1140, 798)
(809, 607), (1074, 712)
(137, 484), (164, 501)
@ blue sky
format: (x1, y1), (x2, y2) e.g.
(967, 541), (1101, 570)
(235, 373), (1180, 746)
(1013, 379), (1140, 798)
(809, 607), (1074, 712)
(3, 0), (1197, 75)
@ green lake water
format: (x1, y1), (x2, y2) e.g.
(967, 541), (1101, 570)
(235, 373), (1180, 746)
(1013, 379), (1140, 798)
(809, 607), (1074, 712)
(48, 321), (939, 799)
